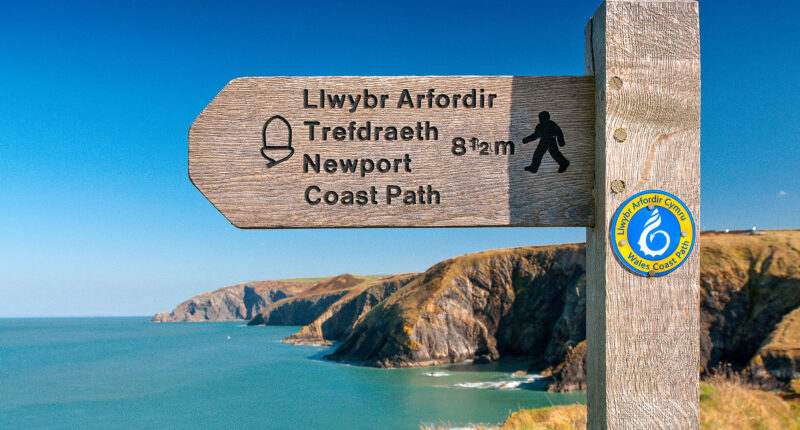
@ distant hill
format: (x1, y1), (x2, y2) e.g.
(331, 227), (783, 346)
(152, 274), (389, 323)
(152, 279), (317, 322)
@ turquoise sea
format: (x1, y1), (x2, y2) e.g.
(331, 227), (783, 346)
(0, 318), (585, 429)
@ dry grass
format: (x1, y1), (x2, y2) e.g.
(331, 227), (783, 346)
(419, 404), (586, 430)
(498, 404), (587, 430)
(790, 377), (800, 395)
(421, 376), (800, 430)
(273, 276), (332, 283)
(420, 424), (492, 430)
(700, 374), (800, 430)
(757, 306), (800, 361)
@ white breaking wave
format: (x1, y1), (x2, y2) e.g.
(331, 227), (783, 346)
(423, 371), (450, 377)
(454, 374), (545, 390)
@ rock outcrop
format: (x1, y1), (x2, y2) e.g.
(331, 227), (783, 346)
(324, 244), (585, 368)
(750, 306), (800, 386)
(151, 280), (313, 322)
(699, 231), (800, 380)
(315, 230), (800, 391)
(541, 341), (586, 392)
(248, 274), (385, 326)
(284, 273), (418, 345)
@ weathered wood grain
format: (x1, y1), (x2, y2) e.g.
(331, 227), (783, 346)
(189, 76), (594, 228)
(585, 1), (700, 428)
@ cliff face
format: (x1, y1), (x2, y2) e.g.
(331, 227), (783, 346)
(751, 307), (800, 382)
(284, 273), (418, 345)
(542, 341), (586, 392)
(316, 230), (800, 391)
(247, 274), (386, 326)
(157, 229), (800, 392)
(151, 280), (313, 322)
(324, 244), (585, 367)
(699, 231), (800, 378)
(545, 228), (800, 390)
(248, 292), (349, 326)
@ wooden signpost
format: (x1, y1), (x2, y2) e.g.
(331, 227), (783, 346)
(190, 1), (700, 428)
(190, 76), (595, 228)
(585, 1), (700, 428)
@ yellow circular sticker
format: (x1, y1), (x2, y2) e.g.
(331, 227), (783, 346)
(610, 190), (695, 277)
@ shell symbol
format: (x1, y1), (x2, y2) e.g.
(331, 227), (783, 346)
(260, 115), (294, 168)
(637, 208), (671, 257)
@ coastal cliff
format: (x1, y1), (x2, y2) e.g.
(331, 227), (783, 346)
(320, 230), (800, 391)
(152, 280), (314, 322)
(751, 307), (800, 382)
(699, 231), (800, 383)
(157, 230), (800, 391)
(323, 244), (585, 367)
(544, 230), (800, 390)
(284, 273), (418, 345)
(247, 274), (388, 326)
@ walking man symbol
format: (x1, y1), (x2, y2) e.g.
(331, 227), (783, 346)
(521, 111), (570, 173)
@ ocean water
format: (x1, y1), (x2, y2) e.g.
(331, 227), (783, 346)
(0, 318), (585, 429)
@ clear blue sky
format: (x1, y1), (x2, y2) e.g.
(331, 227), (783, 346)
(1, 1), (798, 317)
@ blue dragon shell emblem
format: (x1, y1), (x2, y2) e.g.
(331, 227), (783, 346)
(637, 208), (671, 258)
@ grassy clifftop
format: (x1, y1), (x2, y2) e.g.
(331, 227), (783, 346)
(699, 230), (800, 383)
(424, 377), (800, 430)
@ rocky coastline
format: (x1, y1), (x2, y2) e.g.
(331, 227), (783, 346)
(154, 230), (800, 391)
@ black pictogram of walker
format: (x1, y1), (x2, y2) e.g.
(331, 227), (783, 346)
(521, 111), (570, 173)
(260, 115), (294, 168)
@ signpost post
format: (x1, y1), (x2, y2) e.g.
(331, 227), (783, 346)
(585, 1), (700, 428)
(189, 1), (700, 427)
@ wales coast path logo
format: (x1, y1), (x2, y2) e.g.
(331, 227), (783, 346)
(638, 208), (670, 257)
(260, 115), (294, 168)
(611, 190), (695, 277)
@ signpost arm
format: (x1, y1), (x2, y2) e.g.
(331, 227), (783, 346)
(585, 1), (701, 428)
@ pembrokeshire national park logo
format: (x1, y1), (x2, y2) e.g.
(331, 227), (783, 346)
(610, 190), (695, 277)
